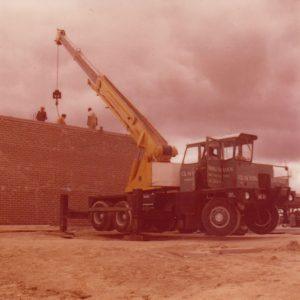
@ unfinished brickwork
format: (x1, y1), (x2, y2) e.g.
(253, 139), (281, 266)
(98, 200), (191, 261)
(0, 116), (137, 225)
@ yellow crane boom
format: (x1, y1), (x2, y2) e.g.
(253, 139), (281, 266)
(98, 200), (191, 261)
(55, 29), (178, 192)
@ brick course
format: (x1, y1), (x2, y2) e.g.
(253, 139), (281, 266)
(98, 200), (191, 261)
(0, 116), (137, 225)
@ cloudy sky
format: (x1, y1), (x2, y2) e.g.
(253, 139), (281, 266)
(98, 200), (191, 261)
(0, 0), (299, 190)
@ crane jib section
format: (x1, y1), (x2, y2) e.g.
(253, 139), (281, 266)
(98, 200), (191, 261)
(55, 29), (177, 162)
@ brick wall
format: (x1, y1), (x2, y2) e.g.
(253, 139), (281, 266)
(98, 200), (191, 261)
(0, 116), (137, 225)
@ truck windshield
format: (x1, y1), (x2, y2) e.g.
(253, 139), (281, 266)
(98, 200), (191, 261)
(183, 146), (199, 164)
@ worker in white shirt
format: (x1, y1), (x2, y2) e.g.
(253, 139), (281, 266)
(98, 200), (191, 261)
(87, 107), (98, 130)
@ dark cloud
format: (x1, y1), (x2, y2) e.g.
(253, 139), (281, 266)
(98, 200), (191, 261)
(0, 0), (299, 166)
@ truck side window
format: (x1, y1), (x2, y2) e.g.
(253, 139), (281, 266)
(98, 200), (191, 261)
(205, 146), (219, 160)
(235, 143), (252, 161)
(183, 146), (199, 164)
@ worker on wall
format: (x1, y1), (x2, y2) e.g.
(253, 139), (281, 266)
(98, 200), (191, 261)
(87, 107), (98, 129)
(57, 114), (67, 125)
(36, 106), (47, 122)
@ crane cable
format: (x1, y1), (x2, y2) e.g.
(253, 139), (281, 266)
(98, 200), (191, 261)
(55, 45), (60, 118)
(53, 44), (61, 118)
(56, 44), (59, 90)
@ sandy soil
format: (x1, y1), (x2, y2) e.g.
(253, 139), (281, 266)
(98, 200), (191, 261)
(0, 226), (299, 300)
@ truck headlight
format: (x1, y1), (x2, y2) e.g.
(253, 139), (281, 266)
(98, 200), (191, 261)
(288, 194), (294, 202)
(245, 192), (250, 200)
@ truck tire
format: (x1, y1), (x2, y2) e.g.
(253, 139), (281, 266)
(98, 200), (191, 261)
(114, 200), (132, 233)
(90, 200), (113, 231)
(244, 204), (279, 234)
(201, 199), (241, 236)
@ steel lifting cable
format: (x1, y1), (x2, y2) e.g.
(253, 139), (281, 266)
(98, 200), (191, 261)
(55, 45), (60, 117)
(56, 45), (59, 89)
(53, 44), (62, 118)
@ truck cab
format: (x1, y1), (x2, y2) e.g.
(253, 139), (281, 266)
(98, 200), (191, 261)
(180, 133), (286, 192)
(177, 133), (293, 236)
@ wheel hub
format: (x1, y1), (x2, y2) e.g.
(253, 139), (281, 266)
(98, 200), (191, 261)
(215, 212), (224, 222)
(94, 212), (104, 224)
(210, 206), (230, 228)
(255, 209), (271, 227)
(116, 212), (130, 226)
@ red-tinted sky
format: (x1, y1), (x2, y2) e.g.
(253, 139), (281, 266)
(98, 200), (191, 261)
(0, 0), (299, 189)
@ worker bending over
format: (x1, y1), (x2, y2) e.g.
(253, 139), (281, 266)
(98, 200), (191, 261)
(57, 114), (67, 125)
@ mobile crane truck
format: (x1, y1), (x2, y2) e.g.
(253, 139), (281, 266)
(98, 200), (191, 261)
(55, 29), (294, 236)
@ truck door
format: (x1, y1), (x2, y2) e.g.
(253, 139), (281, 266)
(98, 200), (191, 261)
(205, 139), (223, 188)
(180, 145), (200, 192)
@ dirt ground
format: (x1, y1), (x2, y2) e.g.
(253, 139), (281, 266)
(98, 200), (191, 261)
(0, 226), (299, 300)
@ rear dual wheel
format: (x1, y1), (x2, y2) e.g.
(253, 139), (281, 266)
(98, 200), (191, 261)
(90, 200), (114, 231)
(90, 200), (133, 233)
(202, 199), (241, 236)
(114, 200), (133, 233)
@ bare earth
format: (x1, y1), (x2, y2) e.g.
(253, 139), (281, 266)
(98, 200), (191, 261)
(0, 226), (299, 300)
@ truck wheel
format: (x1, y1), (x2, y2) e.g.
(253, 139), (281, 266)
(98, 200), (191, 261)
(114, 200), (132, 233)
(90, 200), (113, 231)
(244, 205), (279, 234)
(201, 199), (241, 236)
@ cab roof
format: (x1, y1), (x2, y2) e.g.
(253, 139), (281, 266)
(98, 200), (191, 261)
(188, 133), (257, 148)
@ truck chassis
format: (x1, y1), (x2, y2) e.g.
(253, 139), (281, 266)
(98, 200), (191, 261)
(87, 184), (290, 236)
